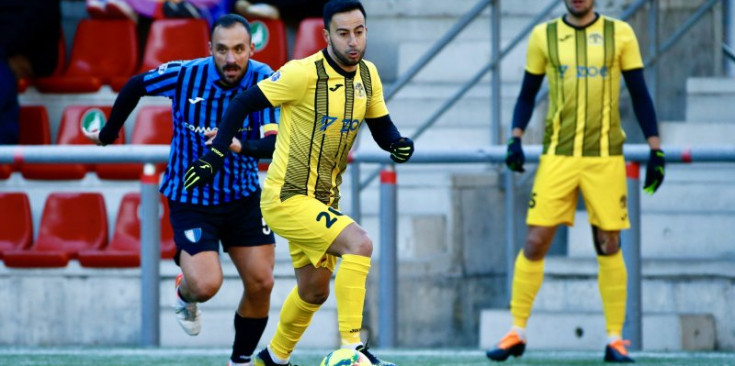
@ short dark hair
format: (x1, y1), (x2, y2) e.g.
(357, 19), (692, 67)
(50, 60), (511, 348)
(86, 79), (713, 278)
(323, 0), (366, 29)
(211, 14), (251, 40)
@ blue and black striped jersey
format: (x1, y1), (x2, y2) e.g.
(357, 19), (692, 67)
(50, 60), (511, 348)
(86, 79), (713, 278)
(143, 57), (279, 205)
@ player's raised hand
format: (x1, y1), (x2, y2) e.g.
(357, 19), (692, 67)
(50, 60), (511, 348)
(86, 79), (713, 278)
(389, 137), (414, 163)
(643, 149), (665, 195)
(184, 147), (226, 190)
(505, 137), (525, 172)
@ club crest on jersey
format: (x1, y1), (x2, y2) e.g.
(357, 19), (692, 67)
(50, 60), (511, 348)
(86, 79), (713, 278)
(184, 228), (202, 243)
(270, 71), (281, 82)
(355, 82), (366, 98)
(156, 63), (169, 75)
(588, 32), (603, 45)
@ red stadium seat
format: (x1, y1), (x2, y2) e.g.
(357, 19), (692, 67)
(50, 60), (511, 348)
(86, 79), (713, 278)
(247, 17), (288, 71)
(293, 18), (327, 59)
(0, 106), (51, 179)
(0, 192), (33, 259)
(34, 20), (138, 93)
(3, 192), (108, 268)
(78, 192), (176, 267)
(96, 105), (172, 180)
(21, 105), (124, 180)
(18, 30), (66, 93)
(110, 19), (210, 91)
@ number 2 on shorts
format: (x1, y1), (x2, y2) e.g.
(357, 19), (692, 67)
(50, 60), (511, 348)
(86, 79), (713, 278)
(316, 207), (344, 229)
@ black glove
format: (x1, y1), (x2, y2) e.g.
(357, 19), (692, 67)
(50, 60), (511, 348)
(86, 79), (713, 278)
(643, 148), (665, 195)
(183, 147), (226, 190)
(389, 137), (414, 163)
(505, 137), (525, 172)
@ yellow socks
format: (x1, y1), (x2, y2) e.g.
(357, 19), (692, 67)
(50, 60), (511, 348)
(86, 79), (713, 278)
(510, 250), (545, 328)
(335, 254), (371, 345)
(270, 286), (321, 360)
(598, 250), (627, 337)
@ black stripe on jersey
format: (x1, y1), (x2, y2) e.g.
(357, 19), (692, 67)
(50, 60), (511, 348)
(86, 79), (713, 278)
(313, 60), (331, 204)
(358, 60), (373, 100)
(544, 22), (559, 155)
(606, 20), (623, 156)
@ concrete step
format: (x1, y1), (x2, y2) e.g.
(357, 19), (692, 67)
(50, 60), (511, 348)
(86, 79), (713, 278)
(480, 310), (715, 351)
(660, 121), (735, 145)
(685, 78), (735, 123)
(568, 210), (735, 259)
(397, 40), (529, 83)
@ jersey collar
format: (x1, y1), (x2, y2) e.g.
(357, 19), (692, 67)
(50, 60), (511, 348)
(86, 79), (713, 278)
(561, 12), (601, 30)
(208, 57), (254, 89)
(322, 49), (357, 79)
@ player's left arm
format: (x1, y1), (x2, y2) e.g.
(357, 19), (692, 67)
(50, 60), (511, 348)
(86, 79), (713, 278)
(620, 22), (664, 194)
(364, 64), (414, 163)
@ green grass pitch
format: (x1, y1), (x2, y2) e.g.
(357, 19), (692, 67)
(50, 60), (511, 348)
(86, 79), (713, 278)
(1, 348), (734, 366)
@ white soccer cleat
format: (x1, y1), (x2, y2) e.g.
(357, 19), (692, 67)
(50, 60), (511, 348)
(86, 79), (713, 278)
(174, 273), (202, 336)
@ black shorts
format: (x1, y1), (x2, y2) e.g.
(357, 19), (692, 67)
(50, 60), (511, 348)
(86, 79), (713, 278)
(168, 190), (275, 264)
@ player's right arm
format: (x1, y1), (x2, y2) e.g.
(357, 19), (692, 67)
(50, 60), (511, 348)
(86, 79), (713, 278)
(185, 62), (307, 190)
(85, 61), (183, 145)
(506, 24), (547, 172)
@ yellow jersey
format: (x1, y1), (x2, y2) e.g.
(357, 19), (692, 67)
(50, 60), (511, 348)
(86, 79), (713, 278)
(527, 14), (643, 157)
(258, 50), (389, 207)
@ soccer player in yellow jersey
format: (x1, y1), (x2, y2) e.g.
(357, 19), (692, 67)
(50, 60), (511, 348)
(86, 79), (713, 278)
(486, 0), (665, 363)
(183, 1), (414, 365)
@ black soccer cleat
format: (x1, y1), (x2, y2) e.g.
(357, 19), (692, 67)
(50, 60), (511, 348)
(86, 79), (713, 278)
(253, 348), (292, 366)
(486, 331), (526, 362)
(604, 339), (634, 363)
(356, 344), (396, 366)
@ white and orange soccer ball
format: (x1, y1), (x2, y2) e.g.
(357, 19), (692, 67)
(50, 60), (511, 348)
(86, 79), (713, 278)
(319, 348), (371, 366)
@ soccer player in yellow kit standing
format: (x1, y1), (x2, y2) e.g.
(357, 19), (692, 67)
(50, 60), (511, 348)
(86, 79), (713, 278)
(486, 0), (665, 363)
(183, 1), (414, 365)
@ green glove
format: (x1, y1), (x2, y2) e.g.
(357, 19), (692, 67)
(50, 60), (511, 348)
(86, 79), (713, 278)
(505, 137), (525, 172)
(183, 147), (226, 190)
(643, 149), (665, 195)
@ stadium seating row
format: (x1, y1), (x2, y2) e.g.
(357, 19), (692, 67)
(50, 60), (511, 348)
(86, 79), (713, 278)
(0, 105), (172, 180)
(19, 17), (327, 94)
(0, 191), (175, 268)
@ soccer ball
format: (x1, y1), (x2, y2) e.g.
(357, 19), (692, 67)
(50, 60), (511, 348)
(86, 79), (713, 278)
(319, 348), (371, 366)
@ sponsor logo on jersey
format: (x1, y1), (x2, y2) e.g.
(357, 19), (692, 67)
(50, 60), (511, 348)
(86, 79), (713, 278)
(270, 71), (281, 82)
(188, 97), (205, 104)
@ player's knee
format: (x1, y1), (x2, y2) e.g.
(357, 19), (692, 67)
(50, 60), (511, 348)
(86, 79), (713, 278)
(594, 233), (620, 255)
(345, 234), (373, 257)
(187, 279), (222, 302)
(246, 274), (274, 298)
(523, 235), (547, 260)
(300, 287), (330, 305)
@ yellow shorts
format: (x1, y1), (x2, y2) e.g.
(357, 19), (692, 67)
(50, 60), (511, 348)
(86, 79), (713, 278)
(260, 187), (354, 271)
(526, 155), (630, 230)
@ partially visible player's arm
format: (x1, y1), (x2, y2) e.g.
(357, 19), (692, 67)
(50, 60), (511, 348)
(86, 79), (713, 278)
(210, 85), (273, 154)
(505, 71), (544, 172)
(622, 68), (660, 149)
(509, 71), (545, 138)
(623, 67), (664, 194)
(90, 74), (146, 145)
(365, 115), (414, 163)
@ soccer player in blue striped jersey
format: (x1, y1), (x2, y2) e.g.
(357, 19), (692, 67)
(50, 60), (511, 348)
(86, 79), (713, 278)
(84, 14), (279, 366)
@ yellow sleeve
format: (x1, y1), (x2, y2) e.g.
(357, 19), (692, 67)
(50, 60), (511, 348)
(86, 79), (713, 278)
(257, 60), (309, 106)
(526, 24), (547, 75)
(619, 21), (644, 70)
(364, 62), (389, 119)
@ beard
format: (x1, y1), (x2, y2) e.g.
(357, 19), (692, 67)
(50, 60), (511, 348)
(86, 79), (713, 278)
(565, 0), (595, 18)
(334, 48), (365, 66)
(217, 64), (245, 86)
